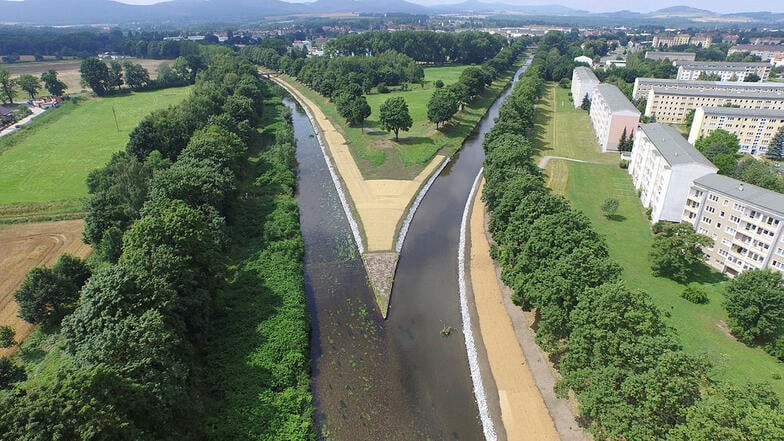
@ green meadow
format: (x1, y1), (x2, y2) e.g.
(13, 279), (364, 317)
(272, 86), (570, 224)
(0, 87), (192, 207)
(535, 82), (784, 397)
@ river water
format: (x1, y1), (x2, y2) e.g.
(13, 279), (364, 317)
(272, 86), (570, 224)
(290, 59), (531, 441)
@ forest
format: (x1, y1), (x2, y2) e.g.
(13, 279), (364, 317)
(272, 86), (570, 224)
(2, 45), (313, 440)
(481, 31), (784, 440)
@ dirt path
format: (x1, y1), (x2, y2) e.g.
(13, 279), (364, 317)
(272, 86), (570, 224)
(270, 74), (445, 252)
(537, 155), (616, 169)
(0, 219), (91, 356)
(469, 178), (588, 441)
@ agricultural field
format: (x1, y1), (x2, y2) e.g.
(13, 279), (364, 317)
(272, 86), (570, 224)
(0, 219), (91, 357)
(535, 82), (784, 397)
(286, 64), (517, 179)
(3, 58), (170, 96)
(0, 86), (192, 207)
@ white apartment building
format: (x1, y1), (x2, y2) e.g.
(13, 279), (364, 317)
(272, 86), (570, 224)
(571, 67), (600, 108)
(644, 51), (696, 63)
(676, 61), (771, 82)
(727, 44), (784, 61)
(683, 173), (784, 276)
(632, 77), (784, 101)
(589, 84), (640, 151)
(688, 107), (784, 156)
(629, 124), (717, 223)
(645, 87), (784, 124)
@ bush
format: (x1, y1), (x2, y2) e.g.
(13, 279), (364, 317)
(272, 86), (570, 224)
(681, 286), (709, 304)
(434, 79), (444, 88)
(619, 159), (629, 169)
(377, 82), (389, 93)
(558, 77), (571, 88)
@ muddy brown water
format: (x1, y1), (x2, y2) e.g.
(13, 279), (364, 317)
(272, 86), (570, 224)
(290, 59), (531, 441)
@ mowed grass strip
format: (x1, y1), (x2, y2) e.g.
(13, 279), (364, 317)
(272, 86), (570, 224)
(283, 64), (517, 179)
(532, 81), (784, 397)
(0, 87), (192, 204)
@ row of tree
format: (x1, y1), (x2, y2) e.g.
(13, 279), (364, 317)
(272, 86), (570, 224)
(3, 45), (313, 440)
(481, 32), (784, 440)
(0, 67), (67, 103)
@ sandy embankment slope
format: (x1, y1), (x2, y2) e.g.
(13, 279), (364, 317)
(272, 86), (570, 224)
(469, 178), (586, 441)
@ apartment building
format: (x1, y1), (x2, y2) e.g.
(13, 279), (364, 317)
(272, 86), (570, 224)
(645, 87), (784, 124)
(629, 123), (717, 223)
(589, 84), (640, 151)
(632, 77), (784, 101)
(683, 173), (784, 276)
(652, 33), (691, 48)
(728, 44), (784, 61)
(676, 61), (772, 82)
(571, 66), (600, 108)
(688, 107), (784, 156)
(644, 51), (697, 63)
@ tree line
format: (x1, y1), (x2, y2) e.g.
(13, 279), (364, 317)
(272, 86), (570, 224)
(481, 30), (784, 440)
(3, 45), (313, 440)
(79, 54), (203, 96)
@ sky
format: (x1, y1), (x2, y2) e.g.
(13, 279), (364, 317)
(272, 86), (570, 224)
(112, 0), (783, 14)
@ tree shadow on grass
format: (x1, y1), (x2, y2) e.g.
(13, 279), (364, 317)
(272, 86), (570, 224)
(688, 263), (728, 285)
(395, 136), (435, 146)
(606, 214), (627, 222)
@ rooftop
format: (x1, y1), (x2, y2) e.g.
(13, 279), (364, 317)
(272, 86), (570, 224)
(730, 44), (784, 52)
(650, 87), (784, 100)
(639, 123), (716, 168)
(594, 84), (639, 114)
(694, 173), (784, 216)
(699, 107), (784, 119)
(635, 78), (784, 90)
(679, 61), (771, 70)
(573, 66), (599, 83)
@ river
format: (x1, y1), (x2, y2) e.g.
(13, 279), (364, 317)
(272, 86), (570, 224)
(290, 58), (531, 441)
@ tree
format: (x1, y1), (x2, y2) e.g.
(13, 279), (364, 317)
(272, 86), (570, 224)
(695, 129), (739, 174)
(80, 57), (111, 96)
(649, 223), (713, 283)
(744, 73), (761, 82)
(123, 61), (150, 90)
(724, 269), (784, 346)
(580, 94), (590, 110)
(427, 88), (459, 129)
(0, 357), (26, 389)
(0, 326), (15, 348)
(767, 127), (784, 161)
(617, 127), (633, 152)
(348, 95), (371, 127)
(379, 96), (412, 141)
(434, 79), (444, 89)
(685, 108), (695, 126)
(697, 71), (721, 81)
(0, 67), (16, 103)
(40, 69), (67, 96)
(16, 74), (41, 100)
(601, 198), (619, 217)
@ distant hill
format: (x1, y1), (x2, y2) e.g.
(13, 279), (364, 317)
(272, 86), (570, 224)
(432, 1), (587, 15)
(648, 5), (716, 17)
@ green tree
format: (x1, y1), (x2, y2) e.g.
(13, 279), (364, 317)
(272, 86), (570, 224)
(0, 67), (16, 103)
(0, 357), (26, 390)
(724, 269), (784, 346)
(80, 57), (111, 96)
(0, 326), (15, 348)
(697, 71), (722, 81)
(580, 94), (590, 110)
(767, 126), (784, 161)
(427, 88), (458, 129)
(434, 79), (444, 89)
(617, 127), (632, 152)
(650, 223), (713, 283)
(16, 74), (41, 100)
(40, 69), (67, 96)
(601, 198), (619, 217)
(379, 96), (412, 141)
(744, 73), (761, 82)
(695, 129), (739, 174)
(123, 61), (150, 90)
(348, 95), (371, 126)
(685, 108), (695, 126)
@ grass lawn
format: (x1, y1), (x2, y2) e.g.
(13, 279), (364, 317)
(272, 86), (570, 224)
(534, 82), (784, 397)
(283, 64), (518, 179)
(0, 86), (192, 206)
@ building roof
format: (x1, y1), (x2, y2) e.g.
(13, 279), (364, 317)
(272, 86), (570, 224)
(594, 84), (639, 114)
(699, 106), (784, 119)
(645, 51), (696, 59)
(694, 173), (784, 216)
(679, 61), (771, 70)
(639, 123), (716, 168)
(636, 78), (784, 90)
(573, 66), (599, 83)
(650, 87), (784, 100)
(730, 44), (784, 52)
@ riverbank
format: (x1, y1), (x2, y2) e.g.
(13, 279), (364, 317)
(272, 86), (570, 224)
(468, 178), (587, 441)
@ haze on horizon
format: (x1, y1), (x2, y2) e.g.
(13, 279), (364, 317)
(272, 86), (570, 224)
(113, 0), (784, 14)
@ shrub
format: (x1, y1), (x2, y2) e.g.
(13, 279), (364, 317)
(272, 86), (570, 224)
(434, 79), (444, 88)
(681, 286), (709, 304)
(377, 82), (389, 93)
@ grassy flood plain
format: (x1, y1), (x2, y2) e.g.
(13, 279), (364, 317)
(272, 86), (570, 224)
(534, 83), (784, 397)
(284, 63), (518, 180)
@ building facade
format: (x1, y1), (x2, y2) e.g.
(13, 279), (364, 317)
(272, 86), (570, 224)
(589, 84), (640, 151)
(688, 107), (784, 156)
(644, 51), (697, 63)
(683, 174), (784, 276)
(632, 77), (784, 101)
(676, 61), (771, 82)
(571, 66), (600, 109)
(727, 44), (784, 61)
(652, 33), (691, 48)
(645, 87), (784, 124)
(629, 123), (718, 223)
